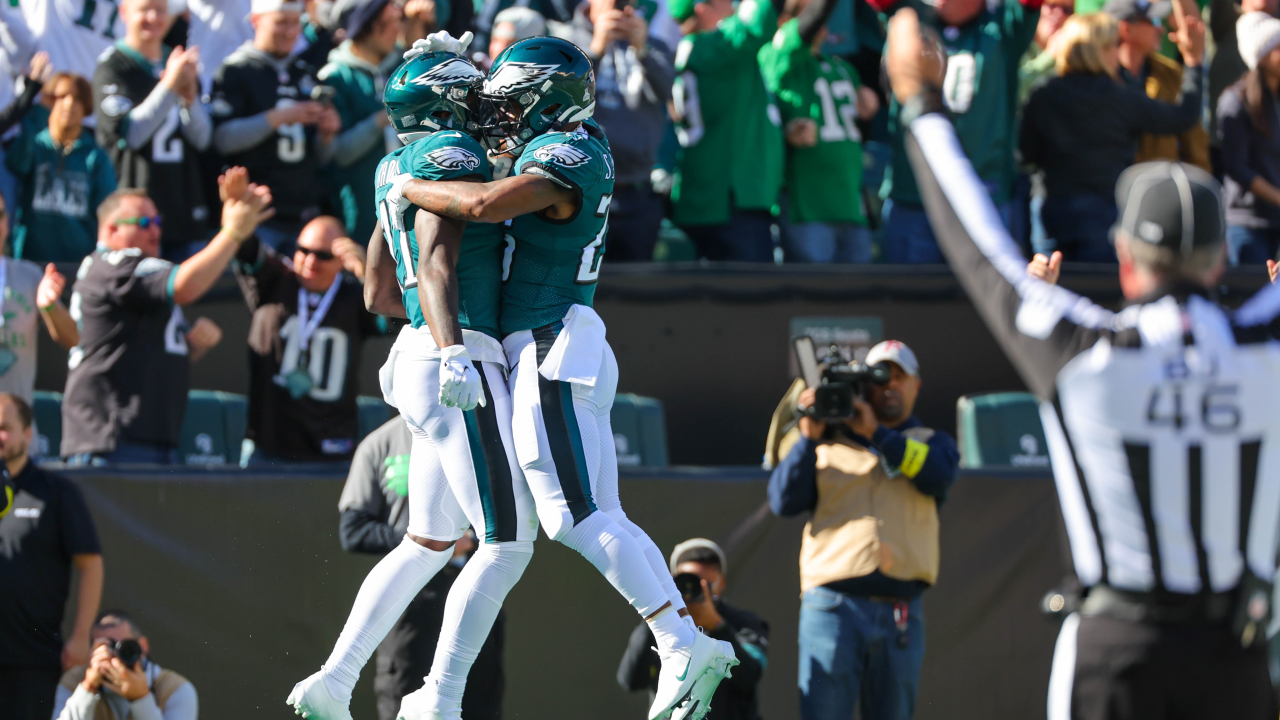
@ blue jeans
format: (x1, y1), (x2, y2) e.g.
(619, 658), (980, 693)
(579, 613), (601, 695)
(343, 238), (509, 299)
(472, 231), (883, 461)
(66, 441), (180, 466)
(799, 588), (926, 720)
(883, 197), (1014, 264)
(680, 209), (776, 262)
(1041, 193), (1118, 262)
(1226, 225), (1280, 265)
(785, 222), (873, 263)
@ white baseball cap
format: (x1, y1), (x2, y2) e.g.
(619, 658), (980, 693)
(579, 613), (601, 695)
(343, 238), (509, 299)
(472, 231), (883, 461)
(251, 0), (304, 14)
(865, 340), (920, 378)
(669, 538), (728, 576)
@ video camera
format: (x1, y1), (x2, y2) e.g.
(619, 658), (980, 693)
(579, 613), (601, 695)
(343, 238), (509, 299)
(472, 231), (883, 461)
(793, 337), (891, 420)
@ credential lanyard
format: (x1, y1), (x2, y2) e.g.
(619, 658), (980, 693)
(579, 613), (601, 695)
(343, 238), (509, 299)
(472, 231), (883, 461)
(0, 258), (10, 328)
(297, 278), (341, 351)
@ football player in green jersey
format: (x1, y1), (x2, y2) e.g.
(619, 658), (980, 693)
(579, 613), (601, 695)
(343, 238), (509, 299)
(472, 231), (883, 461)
(383, 35), (737, 720)
(288, 40), (538, 720)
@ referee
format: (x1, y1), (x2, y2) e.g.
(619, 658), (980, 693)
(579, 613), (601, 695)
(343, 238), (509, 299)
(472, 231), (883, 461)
(887, 10), (1280, 719)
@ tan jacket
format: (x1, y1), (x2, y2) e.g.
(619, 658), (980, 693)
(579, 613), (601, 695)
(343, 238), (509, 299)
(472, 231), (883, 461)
(1134, 53), (1213, 173)
(58, 665), (189, 720)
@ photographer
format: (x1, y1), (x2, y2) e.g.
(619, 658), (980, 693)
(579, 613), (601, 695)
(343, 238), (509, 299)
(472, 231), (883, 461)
(616, 539), (769, 720)
(53, 610), (197, 720)
(767, 340), (958, 720)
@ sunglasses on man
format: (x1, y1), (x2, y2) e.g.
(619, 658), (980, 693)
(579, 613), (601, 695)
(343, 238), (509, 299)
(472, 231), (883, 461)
(115, 215), (163, 229)
(296, 246), (337, 261)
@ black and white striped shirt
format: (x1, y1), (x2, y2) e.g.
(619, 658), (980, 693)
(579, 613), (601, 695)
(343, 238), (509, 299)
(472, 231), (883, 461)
(904, 112), (1280, 596)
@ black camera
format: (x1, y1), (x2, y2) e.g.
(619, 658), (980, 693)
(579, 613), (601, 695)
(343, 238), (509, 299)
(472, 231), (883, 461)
(673, 572), (705, 604)
(110, 639), (144, 668)
(794, 338), (891, 420)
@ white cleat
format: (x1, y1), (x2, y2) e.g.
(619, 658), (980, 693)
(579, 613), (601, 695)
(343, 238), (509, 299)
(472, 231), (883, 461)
(672, 639), (738, 720)
(397, 683), (461, 720)
(648, 633), (739, 720)
(286, 670), (353, 720)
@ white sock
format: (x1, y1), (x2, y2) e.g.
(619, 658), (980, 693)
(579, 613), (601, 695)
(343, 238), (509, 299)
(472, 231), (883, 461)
(426, 542), (534, 711)
(559, 510), (671, 618)
(648, 606), (697, 653)
(321, 536), (453, 700)
(605, 508), (688, 615)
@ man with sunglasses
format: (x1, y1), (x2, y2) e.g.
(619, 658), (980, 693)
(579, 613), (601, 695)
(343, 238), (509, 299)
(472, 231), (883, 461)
(233, 214), (383, 464)
(61, 168), (274, 464)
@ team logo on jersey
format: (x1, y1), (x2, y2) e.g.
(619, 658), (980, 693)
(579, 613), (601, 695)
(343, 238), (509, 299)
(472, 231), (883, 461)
(411, 58), (483, 87)
(531, 143), (590, 168)
(485, 62), (559, 95)
(100, 95), (133, 118)
(425, 147), (481, 171)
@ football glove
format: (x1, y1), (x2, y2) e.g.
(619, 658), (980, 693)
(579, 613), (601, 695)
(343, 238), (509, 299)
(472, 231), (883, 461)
(403, 30), (475, 60)
(439, 345), (486, 410)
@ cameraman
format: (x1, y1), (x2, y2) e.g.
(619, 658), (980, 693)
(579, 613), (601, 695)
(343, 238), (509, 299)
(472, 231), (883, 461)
(617, 539), (769, 720)
(767, 340), (958, 720)
(53, 610), (197, 720)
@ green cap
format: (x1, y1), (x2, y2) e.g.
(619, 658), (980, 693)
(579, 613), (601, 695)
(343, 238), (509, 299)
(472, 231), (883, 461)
(669, 0), (699, 22)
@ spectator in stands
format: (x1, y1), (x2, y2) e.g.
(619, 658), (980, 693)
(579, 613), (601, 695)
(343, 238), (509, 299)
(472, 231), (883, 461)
(556, 0), (673, 261)
(400, 0), (443, 53)
(1019, 0), (1073, 101)
(1019, 11), (1203, 261)
(0, 12), (39, 216)
(670, 0), (785, 262)
(1218, 12), (1280, 263)
(234, 214), (382, 464)
(186, 0), (254, 93)
(0, 51), (47, 143)
(489, 7), (546, 61)
(1209, 0), (1275, 179)
(53, 610), (198, 720)
(872, 0), (1039, 263)
(0, 393), (104, 720)
(61, 169), (273, 464)
(296, 0), (340, 69)
(761, 0), (879, 263)
(767, 340), (958, 720)
(340, 417), (506, 720)
(618, 539), (769, 720)
(93, 0), (212, 261)
(211, 0), (340, 255)
(320, 0), (403, 244)
(8, 71), (118, 263)
(1111, 0), (1211, 171)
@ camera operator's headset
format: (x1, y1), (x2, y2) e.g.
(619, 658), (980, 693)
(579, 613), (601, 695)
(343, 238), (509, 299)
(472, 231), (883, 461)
(0, 468), (13, 518)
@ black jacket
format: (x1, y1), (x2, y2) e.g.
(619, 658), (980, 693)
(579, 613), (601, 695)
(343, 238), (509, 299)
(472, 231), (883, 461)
(617, 602), (769, 720)
(1217, 78), (1280, 228)
(1020, 68), (1202, 198)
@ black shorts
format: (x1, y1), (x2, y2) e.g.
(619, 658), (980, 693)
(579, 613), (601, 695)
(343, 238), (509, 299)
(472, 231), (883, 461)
(1050, 613), (1277, 720)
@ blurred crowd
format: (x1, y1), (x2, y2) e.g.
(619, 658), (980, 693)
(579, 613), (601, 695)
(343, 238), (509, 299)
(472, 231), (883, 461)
(0, 0), (1268, 267)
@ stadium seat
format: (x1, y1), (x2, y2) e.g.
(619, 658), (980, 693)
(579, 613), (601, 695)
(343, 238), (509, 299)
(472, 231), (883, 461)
(611, 394), (669, 467)
(956, 392), (1050, 470)
(181, 390), (248, 466)
(31, 391), (62, 460)
(358, 396), (392, 443)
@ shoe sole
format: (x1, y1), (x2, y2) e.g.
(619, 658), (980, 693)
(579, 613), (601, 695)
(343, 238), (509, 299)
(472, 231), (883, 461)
(672, 651), (740, 720)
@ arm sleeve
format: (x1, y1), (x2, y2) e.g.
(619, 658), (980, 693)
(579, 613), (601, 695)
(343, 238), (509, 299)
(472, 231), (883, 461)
(0, 76), (41, 137)
(1210, 0), (1239, 44)
(127, 693), (163, 720)
(55, 684), (99, 720)
(616, 622), (660, 692)
(903, 109), (1109, 400)
(213, 114), (275, 154)
(58, 479), (101, 556)
(210, 65), (276, 154)
(1121, 65), (1203, 136)
(178, 99), (212, 151)
(1217, 89), (1257, 191)
(872, 426), (960, 501)
(329, 112), (384, 168)
(3, 111), (36, 176)
(708, 614), (769, 694)
(160, 682), (197, 720)
(125, 84), (181, 150)
(767, 436), (819, 517)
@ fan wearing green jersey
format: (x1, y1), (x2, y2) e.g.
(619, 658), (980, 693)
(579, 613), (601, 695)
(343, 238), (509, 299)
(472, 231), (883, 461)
(384, 34), (738, 720)
(289, 42), (537, 720)
(760, 0), (881, 263)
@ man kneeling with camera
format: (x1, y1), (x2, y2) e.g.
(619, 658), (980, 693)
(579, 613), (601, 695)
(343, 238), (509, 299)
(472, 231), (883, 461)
(53, 610), (197, 720)
(768, 340), (958, 720)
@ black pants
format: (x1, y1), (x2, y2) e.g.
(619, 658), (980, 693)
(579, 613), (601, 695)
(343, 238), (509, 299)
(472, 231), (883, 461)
(0, 665), (61, 720)
(605, 185), (664, 262)
(680, 209), (775, 262)
(1053, 614), (1276, 720)
(374, 568), (505, 720)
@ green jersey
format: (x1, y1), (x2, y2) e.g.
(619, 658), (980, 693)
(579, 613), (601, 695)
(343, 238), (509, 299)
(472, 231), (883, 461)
(501, 125), (615, 335)
(374, 131), (504, 339)
(883, 1), (1038, 206)
(672, 0), (785, 226)
(759, 19), (867, 224)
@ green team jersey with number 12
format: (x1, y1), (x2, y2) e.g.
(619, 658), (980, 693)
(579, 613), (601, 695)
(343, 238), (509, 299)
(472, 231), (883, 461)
(374, 131), (504, 340)
(501, 124), (615, 335)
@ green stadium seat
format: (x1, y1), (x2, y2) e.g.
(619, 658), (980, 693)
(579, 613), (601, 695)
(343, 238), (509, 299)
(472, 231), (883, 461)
(611, 394), (668, 467)
(956, 392), (1051, 470)
(31, 391), (62, 460)
(181, 391), (236, 465)
(358, 396), (392, 443)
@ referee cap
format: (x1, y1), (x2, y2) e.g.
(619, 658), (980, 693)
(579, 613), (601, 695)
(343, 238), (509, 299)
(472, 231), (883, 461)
(670, 538), (728, 576)
(1113, 162), (1224, 256)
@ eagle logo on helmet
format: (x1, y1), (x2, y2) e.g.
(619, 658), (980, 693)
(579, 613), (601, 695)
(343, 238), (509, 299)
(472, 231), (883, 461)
(411, 58), (483, 87)
(425, 147), (481, 171)
(531, 143), (591, 168)
(485, 62), (560, 95)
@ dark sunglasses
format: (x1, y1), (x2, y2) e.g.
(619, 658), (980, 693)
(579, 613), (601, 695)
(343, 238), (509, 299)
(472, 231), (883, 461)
(115, 215), (163, 229)
(296, 246), (336, 261)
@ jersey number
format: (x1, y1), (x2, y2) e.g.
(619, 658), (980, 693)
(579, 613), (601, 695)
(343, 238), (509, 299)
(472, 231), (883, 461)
(576, 194), (611, 285)
(275, 99), (306, 162)
(943, 52), (977, 114)
(814, 78), (861, 143)
(277, 317), (349, 402)
(1146, 384), (1242, 433)
(673, 72), (704, 148)
(152, 106), (183, 163)
(76, 0), (119, 39)
(164, 306), (189, 356)
(379, 200), (418, 292)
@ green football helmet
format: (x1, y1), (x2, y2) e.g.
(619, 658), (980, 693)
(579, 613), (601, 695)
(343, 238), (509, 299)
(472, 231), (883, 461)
(384, 51), (485, 143)
(479, 36), (596, 156)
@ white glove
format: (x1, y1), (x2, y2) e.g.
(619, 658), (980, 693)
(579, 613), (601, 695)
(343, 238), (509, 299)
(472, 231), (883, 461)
(439, 344), (486, 410)
(384, 173), (413, 231)
(403, 30), (475, 60)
